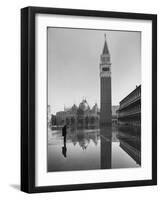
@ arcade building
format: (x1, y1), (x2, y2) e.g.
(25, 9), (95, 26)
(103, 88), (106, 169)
(117, 85), (141, 127)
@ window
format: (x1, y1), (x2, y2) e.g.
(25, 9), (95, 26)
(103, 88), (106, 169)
(102, 67), (109, 72)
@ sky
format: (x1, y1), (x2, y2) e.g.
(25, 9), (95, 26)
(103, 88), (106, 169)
(48, 27), (141, 114)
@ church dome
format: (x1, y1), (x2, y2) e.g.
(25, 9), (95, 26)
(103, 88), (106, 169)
(92, 103), (99, 113)
(71, 104), (78, 112)
(79, 99), (90, 111)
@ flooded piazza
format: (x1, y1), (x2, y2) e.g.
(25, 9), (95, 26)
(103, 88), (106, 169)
(47, 126), (141, 172)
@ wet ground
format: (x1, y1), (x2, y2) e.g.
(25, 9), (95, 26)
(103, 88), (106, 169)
(47, 126), (141, 172)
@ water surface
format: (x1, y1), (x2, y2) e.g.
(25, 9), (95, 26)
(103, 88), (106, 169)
(47, 126), (141, 172)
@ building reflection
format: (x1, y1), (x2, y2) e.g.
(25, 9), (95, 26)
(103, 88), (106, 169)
(117, 126), (141, 165)
(60, 125), (140, 167)
(61, 127), (100, 156)
(61, 125), (113, 169)
(70, 129), (99, 150)
(100, 126), (112, 169)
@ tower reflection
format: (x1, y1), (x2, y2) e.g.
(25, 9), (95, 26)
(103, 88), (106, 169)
(100, 126), (112, 169)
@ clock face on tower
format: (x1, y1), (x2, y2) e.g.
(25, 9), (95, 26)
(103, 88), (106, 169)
(100, 65), (111, 77)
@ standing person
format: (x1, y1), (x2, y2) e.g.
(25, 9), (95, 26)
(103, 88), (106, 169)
(62, 125), (67, 137)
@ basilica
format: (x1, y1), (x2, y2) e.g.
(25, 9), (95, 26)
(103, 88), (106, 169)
(56, 99), (99, 128)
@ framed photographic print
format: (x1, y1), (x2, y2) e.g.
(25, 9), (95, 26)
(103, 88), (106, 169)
(21, 6), (157, 193)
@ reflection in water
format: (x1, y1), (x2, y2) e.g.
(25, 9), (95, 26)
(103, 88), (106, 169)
(48, 125), (141, 172)
(62, 125), (67, 157)
(117, 126), (141, 165)
(100, 126), (112, 169)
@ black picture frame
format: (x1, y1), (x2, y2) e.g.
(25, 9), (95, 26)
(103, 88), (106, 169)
(21, 6), (157, 193)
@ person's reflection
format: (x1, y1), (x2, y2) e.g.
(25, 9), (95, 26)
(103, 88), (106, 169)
(62, 125), (67, 158)
(100, 126), (112, 169)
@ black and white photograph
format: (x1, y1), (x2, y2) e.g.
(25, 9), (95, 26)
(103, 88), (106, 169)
(47, 27), (141, 172)
(20, 7), (157, 193)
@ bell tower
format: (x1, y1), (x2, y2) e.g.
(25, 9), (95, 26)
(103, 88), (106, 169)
(100, 34), (112, 125)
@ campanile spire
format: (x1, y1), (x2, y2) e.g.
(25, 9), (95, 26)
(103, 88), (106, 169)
(102, 34), (110, 55)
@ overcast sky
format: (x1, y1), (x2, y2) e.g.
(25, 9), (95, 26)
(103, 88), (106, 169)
(48, 27), (141, 114)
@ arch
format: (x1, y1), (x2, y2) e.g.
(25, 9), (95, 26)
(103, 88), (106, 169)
(66, 118), (70, 125)
(90, 116), (95, 124)
(85, 116), (89, 125)
(71, 117), (75, 125)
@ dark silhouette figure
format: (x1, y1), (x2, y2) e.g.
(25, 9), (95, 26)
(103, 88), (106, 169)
(62, 125), (67, 157)
(62, 125), (67, 137)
